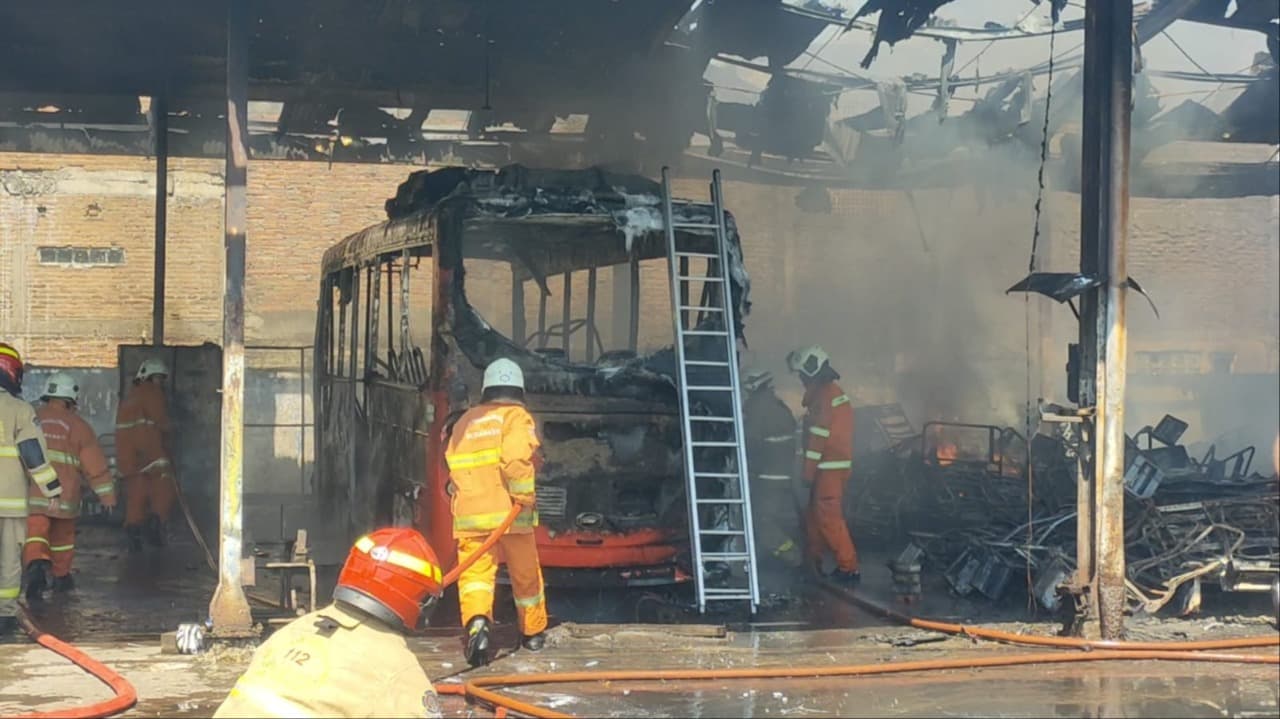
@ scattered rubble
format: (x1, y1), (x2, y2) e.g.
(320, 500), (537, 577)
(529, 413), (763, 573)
(854, 408), (1279, 617)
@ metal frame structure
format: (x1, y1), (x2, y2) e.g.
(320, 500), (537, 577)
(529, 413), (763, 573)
(661, 167), (760, 613)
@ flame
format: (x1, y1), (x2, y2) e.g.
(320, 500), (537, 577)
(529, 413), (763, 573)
(935, 442), (958, 467)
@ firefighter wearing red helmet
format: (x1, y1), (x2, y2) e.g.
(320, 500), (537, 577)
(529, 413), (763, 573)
(0, 342), (62, 637)
(214, 528), (445, 718)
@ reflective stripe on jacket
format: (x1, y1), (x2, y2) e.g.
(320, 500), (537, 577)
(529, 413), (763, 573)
(29, 402), (115, 518)
(212, 603), (441, 719)
(801, 379), (854, 482)
(444, 401), (540, 538)
(1, 392), (59, 518)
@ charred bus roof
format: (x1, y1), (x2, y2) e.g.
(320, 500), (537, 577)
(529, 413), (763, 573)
(320, 164), (752, 404)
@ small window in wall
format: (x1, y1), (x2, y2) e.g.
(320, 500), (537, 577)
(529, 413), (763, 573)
(38, 246), (125, 267)
(1133, 350), (1202, 376)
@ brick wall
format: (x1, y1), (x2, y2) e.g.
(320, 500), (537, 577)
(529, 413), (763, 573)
(2, 151), (1277, 429)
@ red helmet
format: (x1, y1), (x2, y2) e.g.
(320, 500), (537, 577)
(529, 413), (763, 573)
(332, 527), (444, 632)
(0, 343), (23, 395)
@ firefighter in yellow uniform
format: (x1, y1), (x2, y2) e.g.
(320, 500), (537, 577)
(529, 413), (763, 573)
(214, 527), (444, 718)
(445, 357), (547, 667)
(0, 343), (63, 636)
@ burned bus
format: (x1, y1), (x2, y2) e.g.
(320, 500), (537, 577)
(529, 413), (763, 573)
(313, 165), (752, 588)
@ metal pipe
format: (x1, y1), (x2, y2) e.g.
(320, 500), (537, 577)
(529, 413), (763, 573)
(208, 0), (252, 634)
(511, 273), (526, 348)
(1094, 0), (1132, 641)
(151, 94), (168, 346)
(585, 268), (597, 363)
(562, 271), (572, 357)
(629, 257), (640, 352)
(1073, 0), (1105, 637)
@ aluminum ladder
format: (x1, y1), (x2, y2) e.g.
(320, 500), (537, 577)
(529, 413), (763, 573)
(660, 166), (760, 614)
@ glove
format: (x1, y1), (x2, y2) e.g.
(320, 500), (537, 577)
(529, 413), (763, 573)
(39, 481), (62, 499)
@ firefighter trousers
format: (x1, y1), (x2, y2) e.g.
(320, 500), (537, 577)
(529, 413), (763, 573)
(23, 515), (76, 577)
(1, 517), (24, 617)
(456, 532), (547, 637)
(124, 467), (175, 528)
(805, 470), (859, 573)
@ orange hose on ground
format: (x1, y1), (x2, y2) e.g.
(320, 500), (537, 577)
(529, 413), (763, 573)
(10, 611), (137, 719)
(820, 580), (1280, 651)
(461, 650), (1279, 719)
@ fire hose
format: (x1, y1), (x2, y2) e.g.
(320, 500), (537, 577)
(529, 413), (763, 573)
(435, 572), (1280, 719)
(6, 504), (526, 719)
(9, 611), (137, 719)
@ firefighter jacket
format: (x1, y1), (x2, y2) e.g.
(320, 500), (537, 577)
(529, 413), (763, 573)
(213, 602), (441, 719)
(0, 392), (59, 519)
(444, 400), (540, 538)
(800, 380), (854, 482)
(29, 402), (115, 518)
(743, 388), (797, 481)
(114, 380), (171, 478)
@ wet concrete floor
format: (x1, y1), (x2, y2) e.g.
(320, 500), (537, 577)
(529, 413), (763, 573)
(2, 522), (1277, 717)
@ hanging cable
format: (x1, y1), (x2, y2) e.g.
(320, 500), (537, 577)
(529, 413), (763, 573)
(1023, 11), (1059, 606)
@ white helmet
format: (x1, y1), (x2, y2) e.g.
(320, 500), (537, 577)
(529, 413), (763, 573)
(136, 358), (169, 381)
(43, 372), (80, 402)
(742, 370), (773, 393)
(786, 345), (830, 379)
(482, 358), (524, 392)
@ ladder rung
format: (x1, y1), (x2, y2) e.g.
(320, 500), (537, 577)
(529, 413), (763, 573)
(699, 529), (747, 536)
(682, 330), (728, 337)
(685, 360), (730, 367)
(696, 497), (744, 504)
(690, 416), (734, 423)
(691, 440), (738, 447)
(694, 472), (741, 479)
(678, 305), (724, 313)
(686, 385), (733, 392)
(672, 221), (717, 230)
(678, 275), (724, 282)
(675, 251), (719, 259)
(706, 593), (754, 600)
(705, 587), (753, 594)
(702, 553), (752, 561)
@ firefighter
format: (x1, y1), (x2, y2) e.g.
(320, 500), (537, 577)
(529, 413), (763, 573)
(786, 345), (860, 585)
(741, 369), (803, 590)
(0, 343), (62, 636)
(24, 372), (117, 599)
(214, 527), (444, 718)
(445, 358), (547, 667)
(115, 358), (174, 552)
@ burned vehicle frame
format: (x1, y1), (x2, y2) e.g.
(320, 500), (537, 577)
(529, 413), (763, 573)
(313, 165), (752, 589)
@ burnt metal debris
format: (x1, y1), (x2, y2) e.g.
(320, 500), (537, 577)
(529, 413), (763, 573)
(852, 407), (1280, 616)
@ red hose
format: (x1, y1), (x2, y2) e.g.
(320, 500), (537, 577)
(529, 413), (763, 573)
(442, 505), (522, 587)
(460, 649), (1280, 719)
(2, 505), (521, 719)
(820, 579), (1280, 652)
(9, 611), (137, 719)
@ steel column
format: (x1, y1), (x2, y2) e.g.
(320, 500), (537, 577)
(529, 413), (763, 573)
(152, 94), (168, 346)
(1094, 0), (1132, 641)
(209, 0), (253, 634)
(1077, 0), (1132, 640)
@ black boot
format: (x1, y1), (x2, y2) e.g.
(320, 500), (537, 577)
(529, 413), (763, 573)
(465, 616), (492, 668)
(126, 525), (144, 553)
(145, 516), (168, 548)
(0, 615), (16, 638)
(52, 575), (75, 593)
(521, 632), (546, 652)
(24, 559), (50, 602)
(831, 570), (861, 586)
